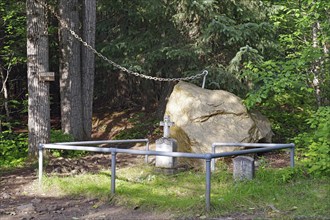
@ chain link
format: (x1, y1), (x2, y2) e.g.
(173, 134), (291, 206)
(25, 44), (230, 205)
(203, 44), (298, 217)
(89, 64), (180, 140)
(36, 0), (208, 82)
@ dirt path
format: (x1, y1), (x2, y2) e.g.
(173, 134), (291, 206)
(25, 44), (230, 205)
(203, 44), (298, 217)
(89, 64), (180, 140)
(0, 145), (175, 220)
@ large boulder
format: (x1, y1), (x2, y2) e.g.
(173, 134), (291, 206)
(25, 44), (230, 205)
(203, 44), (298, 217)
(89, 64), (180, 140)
(165, 81), (273, 158)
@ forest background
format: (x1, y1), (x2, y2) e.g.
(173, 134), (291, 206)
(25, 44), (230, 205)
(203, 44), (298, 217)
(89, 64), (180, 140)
(0, 0), (329, 177)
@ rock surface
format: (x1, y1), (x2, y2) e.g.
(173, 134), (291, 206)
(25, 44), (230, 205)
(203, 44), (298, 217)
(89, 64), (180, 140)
(165, 81), (273, 157)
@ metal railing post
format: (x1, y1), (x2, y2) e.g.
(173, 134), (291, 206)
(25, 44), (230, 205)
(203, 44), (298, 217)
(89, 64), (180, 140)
(290, 145), (295, 168)
(205, 156), (212, 212)
(38, 144), (43, 186)
(202, 70), (208, 89)
(145, 140), (149, 163)
(211, 144), (216, 171)
(111, 151), (117, 194)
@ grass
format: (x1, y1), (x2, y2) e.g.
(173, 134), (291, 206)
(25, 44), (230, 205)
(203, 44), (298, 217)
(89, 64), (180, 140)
(42, 164), (330, 219)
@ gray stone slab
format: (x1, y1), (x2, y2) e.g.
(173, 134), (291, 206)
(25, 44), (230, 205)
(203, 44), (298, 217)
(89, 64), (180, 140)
(155, 138), (177, 169)
(233, 156), (255, 180)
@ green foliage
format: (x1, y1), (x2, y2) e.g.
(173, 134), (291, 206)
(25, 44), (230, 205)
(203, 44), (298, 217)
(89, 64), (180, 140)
(270, 0), (330, 104)
(0, 130), (28, 167)
(208, 45), (265, 96)
(0, 0), (27, 130)
(95, 0), (276, 104)
(50, 130), (75, 143)
(241, 0), (329, 150)
(0, 0), (26, 66)
(244, 59), (312, 109)
(243, 59), (315, 142)
(294, 107), (330, 176)
(114, 112), (158, 140)
(50, 130), (86, 158)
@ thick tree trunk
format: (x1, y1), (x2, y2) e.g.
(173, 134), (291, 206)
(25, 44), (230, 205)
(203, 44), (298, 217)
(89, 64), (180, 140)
(81, 0), (96, 140)
(26, 0), (50, 157)
(59, 0), (83, 140)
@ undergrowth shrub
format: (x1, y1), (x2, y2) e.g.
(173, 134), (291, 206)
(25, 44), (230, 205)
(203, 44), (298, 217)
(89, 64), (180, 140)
(0, 130), (28, 167)
(243, 60), (315, 142)
(294, 107), (330, 176)
(50, 130), (86, 158)
(114, 112), (158, 140)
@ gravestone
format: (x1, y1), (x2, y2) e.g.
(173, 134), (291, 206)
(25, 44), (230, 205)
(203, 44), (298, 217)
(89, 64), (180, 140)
(155, 116), (177, 170)
(233, 156), (255, 180)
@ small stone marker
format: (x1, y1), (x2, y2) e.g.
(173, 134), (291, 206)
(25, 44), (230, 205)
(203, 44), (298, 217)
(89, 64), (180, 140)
(155, 115), (177, 170)
(233, 156), (255, 180)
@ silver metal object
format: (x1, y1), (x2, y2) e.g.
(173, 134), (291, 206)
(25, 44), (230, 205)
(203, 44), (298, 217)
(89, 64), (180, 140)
(55, 139), (149, 145)
(205, 157), (211, 211)
(111, 151), (116, 194)
(38, 144), (43, 186)
(54, 138), (150, 163)
(290, 147), (295, 168)
(39, 141), (295, 213)
(211, 143), (295, 171)
(202, 70), (208, 88)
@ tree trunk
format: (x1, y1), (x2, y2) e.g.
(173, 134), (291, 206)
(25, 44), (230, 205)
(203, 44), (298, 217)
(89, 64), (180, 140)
(59, 0), (83, 140)
(0, 67), (10, 123)
(156, 82), (176, 120)
(26, 0), (50, 157)
(81, 0), (96, 140)
(311, 21), (322, 107)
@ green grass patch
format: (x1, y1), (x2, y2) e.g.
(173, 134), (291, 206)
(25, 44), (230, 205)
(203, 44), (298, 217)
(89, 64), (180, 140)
(42, 165), (330, 218)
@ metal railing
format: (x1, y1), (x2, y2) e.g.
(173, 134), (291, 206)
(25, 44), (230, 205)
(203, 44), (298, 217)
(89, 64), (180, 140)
(211, 143), (295, 171)
(52, 139), (150, 163)
(38, 141), (295, 212)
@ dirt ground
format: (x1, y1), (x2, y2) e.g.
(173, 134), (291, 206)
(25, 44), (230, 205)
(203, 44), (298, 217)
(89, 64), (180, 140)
(0, 146), (175, 220)
(0, 147), (292, 220)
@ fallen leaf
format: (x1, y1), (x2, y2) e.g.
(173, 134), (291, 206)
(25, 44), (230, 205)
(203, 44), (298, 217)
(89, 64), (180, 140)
(268, 204), (281, 213)
(289, 206), (298, 211)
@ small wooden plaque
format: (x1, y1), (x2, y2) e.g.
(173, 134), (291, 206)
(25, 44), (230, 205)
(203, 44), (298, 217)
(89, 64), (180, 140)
(39, 72), (55, 81)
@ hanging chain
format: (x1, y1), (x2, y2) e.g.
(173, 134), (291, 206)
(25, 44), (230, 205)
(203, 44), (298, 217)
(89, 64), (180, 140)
(35, 0), (208, 82)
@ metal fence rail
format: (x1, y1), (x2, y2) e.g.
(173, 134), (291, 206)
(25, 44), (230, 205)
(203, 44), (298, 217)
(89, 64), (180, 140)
(39, 141), (295, 212)
(211, 143), (295, 171)
(53, 139), (150, 163)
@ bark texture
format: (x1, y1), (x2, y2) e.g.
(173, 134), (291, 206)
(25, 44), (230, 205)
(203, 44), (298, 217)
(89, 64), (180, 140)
(59, 0), (83, 140)
(81, 0), (96, 140)
(26, 0), (50, 156)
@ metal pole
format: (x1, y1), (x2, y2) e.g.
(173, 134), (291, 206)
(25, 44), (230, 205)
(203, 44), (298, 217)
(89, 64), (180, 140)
(211, 144), (215, 172)
(56, 139), (149, 145)
(111, 151), (117, 194)
(290, 146), (295, 168)
(202, 70), (208, 89)
(212, 142), (294, 148)
(38, 144), (43, 185)
(205, 158), (211, 212)
(145, 140), (149, 163)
